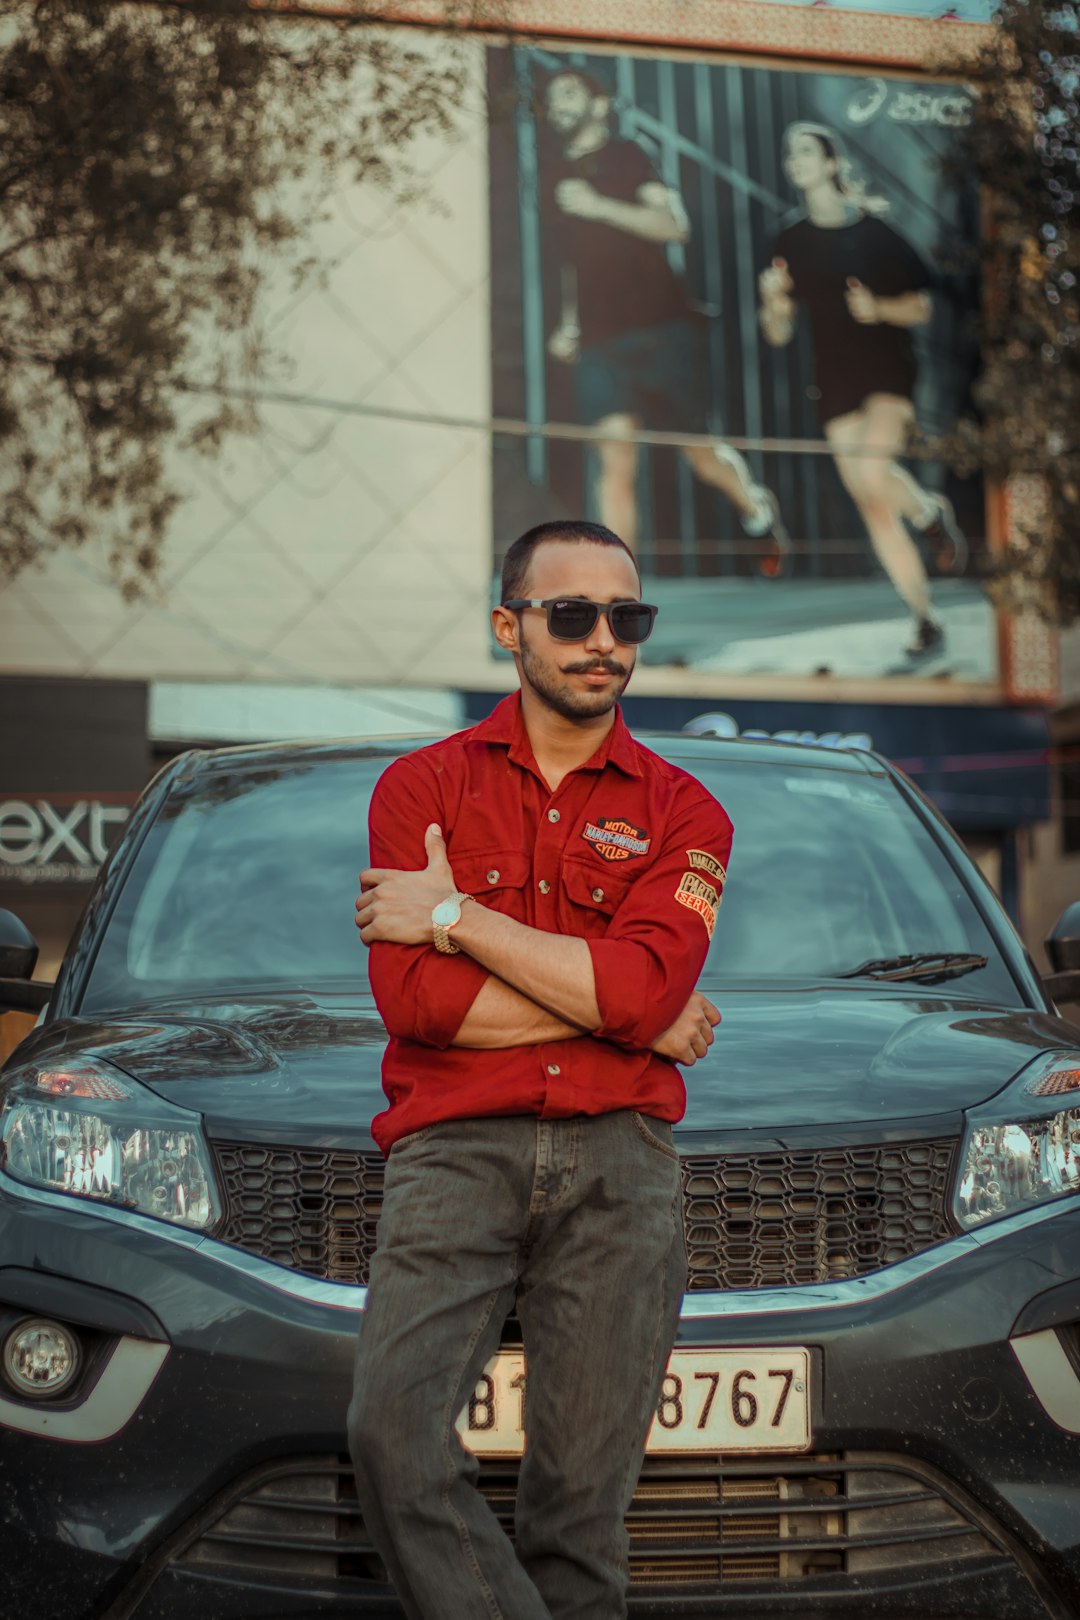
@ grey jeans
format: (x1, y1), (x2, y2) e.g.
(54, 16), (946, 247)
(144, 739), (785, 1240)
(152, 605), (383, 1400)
(347, 1111), (687, 1620)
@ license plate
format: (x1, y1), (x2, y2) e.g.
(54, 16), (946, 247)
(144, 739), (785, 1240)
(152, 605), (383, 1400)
(455, 1347), (811, 1457)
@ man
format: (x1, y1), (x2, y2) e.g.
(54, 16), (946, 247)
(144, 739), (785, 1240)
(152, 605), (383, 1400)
(349, 519), (732, 1620)
(542, 68), (787, 570)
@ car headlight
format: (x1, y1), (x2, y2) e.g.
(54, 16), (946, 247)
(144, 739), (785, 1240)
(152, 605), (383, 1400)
(0, 1056), (221, 1231)
(955, 1052), (1080, 1230)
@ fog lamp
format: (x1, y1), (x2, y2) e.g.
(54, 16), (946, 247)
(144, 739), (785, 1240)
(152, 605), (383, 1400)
(2, 1317), (81, 1400)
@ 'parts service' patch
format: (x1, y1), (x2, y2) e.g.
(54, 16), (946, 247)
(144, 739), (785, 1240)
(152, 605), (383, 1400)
(581, 818), (651, 863)
(675, 870), (719, 937)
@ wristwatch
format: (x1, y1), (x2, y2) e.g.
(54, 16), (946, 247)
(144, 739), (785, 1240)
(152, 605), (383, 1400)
(432, 892), (474, 955)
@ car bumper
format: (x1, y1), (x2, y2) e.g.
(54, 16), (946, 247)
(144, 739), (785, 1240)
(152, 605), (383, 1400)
(3, 1174), (1080, 1620)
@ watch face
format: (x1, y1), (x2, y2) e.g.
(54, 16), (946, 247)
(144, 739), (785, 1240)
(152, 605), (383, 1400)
(432, 897), (461, 927)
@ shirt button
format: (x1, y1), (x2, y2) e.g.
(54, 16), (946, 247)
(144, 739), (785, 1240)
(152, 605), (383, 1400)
(486, 868), (500, 884)
(547, 808), (561, 823)
(547, 1063), (561, 1076)
(538, 879), (551, 894)
(592, 887), (604, 902)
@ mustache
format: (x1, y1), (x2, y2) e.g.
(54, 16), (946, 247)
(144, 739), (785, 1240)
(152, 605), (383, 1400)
(561, 657), (627, 676)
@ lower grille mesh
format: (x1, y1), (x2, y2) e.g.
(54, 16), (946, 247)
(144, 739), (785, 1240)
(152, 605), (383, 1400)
(211, 1138), (957, 1289)
(172, 1451), (1013, 1593)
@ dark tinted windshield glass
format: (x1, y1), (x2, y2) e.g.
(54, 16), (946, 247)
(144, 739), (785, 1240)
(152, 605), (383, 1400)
(81, 749), (1020, 1012)
(83, 757), (377, 1011)
(687, 755), (1015, 998)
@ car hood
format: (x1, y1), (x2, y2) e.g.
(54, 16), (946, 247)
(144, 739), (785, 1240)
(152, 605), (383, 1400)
(10, 987), (1077, 1149)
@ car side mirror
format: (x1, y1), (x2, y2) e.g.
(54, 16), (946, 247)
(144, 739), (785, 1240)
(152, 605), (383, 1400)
(1046, 902), (1080, 973)
(0, 910), (38, 979)
(1044, 903), (1080, 1006)
(0, 910), (50, 1013)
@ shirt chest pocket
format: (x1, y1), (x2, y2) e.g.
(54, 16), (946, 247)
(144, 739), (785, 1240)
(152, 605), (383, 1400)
(561, 858), (637, 922)
(453, 851), (531, 915)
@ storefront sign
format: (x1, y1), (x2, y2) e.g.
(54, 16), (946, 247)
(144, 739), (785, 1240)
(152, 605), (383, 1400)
(0, 796), (133, 886)
(0, 677), (150, 897)
(463, 692), (1052, 832)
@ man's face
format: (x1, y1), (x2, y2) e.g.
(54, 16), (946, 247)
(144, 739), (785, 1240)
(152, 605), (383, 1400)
(504, 540), (642, 723)
(544, 74), (597, 138)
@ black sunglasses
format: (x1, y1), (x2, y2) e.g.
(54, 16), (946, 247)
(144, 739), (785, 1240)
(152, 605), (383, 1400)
(503, 597), (659, 644)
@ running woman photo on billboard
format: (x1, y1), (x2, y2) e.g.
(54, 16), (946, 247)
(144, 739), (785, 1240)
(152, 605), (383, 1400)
(760, 122), (968, 662)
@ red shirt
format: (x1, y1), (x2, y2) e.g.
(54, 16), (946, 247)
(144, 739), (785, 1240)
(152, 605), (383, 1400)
(545, 139), (695, 346)
(366, 693), (733, 1154)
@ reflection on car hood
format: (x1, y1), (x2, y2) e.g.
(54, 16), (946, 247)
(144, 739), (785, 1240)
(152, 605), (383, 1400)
(13, 994), (388, 1149)
(680, 987), (1076, 1135)
(10, 988), (1079, 1149)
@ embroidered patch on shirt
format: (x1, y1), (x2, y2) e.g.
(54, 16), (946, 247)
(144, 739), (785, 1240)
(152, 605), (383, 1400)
(582, 818), (651, 862)
(675, 870), (719, 937)
(686, 848), (727, 888)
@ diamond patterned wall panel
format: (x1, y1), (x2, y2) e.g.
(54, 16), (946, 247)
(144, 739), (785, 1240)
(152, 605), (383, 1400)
(0, 34), (494, 690)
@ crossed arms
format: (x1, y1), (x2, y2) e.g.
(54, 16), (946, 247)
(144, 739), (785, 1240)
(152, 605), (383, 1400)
(356, 799), (724, 1068)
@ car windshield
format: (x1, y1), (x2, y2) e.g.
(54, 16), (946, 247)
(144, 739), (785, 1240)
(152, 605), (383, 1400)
(80, 748), (1020, 1012)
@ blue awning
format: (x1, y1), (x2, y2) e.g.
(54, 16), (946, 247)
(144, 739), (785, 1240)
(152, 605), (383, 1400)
(463, 692), (1052, 832)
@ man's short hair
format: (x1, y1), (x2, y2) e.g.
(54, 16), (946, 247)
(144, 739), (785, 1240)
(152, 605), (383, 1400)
(501, 521), (640, 603)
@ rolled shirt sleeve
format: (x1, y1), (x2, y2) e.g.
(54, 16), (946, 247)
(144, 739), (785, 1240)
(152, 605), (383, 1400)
(365, 757), (488, 1050)
(588, 790), (733, 1048)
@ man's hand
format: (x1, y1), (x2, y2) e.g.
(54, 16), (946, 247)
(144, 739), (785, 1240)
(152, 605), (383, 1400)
(650, 990), (720, 1066)
(547, 320), (581, 363)
(845, 277), (880, 325)
(554, 177), (608, 220)
(355, 824), (457, 948)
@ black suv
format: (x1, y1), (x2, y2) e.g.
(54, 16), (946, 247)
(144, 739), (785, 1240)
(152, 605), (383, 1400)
(2, 733), (1080, 1620)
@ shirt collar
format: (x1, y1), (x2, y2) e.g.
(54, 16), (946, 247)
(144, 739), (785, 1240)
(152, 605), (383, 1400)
(470, 691), (644, 779)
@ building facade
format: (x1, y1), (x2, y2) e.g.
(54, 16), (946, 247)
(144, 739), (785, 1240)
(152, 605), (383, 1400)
(0, 0), (1070, 1009)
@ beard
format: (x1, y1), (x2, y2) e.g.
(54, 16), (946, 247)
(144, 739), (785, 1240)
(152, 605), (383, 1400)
(519, 638), (632, 721)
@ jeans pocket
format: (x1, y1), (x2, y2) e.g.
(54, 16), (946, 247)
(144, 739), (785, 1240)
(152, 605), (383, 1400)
(390, 1124), (434, 1154)
(631, 1110), (679, 1162)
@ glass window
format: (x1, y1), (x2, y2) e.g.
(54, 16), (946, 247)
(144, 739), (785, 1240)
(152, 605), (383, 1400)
(1060, 757), (1080, 858)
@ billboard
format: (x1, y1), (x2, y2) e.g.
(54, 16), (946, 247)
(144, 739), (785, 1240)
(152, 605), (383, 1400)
(489, 45), (994, 684)
(3, 13), (1055, 706)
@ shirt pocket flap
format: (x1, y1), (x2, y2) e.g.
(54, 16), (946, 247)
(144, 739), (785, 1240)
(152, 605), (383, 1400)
(562, 858), (636, 915)
(454, 851), (531, 898)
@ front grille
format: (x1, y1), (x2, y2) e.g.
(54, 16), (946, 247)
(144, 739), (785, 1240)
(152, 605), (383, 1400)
(169, 1450), (1020, 1595)
(214, 1144), (385, 1283)
(681, 1141), (956, 1288)
(212, 1138), (957, 1289)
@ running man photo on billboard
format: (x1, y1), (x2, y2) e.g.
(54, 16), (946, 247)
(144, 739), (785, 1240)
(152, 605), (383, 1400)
(541, 68), (790, 576)
(488, 46), (992, 684)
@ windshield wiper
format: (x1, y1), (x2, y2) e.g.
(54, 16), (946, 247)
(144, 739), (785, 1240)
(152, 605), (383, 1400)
(834, 951), (989, 984)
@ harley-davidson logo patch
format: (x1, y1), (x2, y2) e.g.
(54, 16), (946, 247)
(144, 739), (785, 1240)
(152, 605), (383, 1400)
(582, 818), (651, 862)
(686, 848), (727, 889)
(675, 870), (719, 936)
